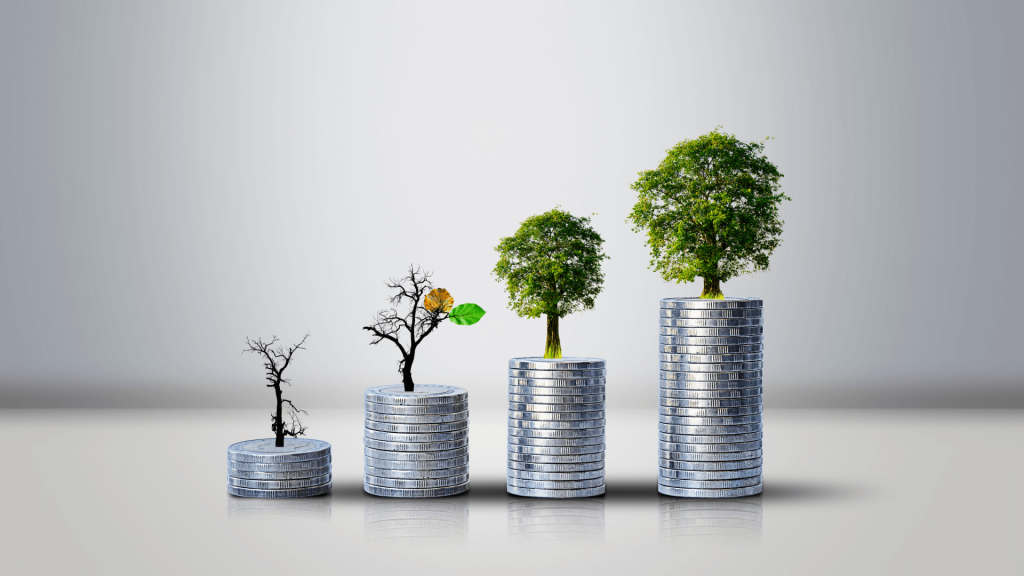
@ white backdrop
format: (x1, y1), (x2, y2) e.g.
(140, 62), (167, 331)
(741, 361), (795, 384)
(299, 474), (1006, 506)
(1, 0), (1021, 408)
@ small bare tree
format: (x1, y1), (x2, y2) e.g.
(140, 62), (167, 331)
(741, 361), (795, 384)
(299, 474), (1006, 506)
(244, 333), (310, 447)
(363, 266), (452, 392)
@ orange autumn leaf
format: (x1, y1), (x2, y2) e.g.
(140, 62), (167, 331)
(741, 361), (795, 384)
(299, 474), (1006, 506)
(424, 288), (454, 313)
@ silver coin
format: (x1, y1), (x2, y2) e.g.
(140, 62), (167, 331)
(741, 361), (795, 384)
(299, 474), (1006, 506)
(661, 387), (763, 400)
(228, 465), (331, 481)
(660, 326), (763, 337)
(506, 485), (605, 498)
(660, 335), (764, 346)
(659, 405), (763, 417)
(508, 469), (605, 481)
(659, 423), (762, 435)
(660, 308), (763, 319)
(364, 446), (469, 461)
(658, 483), (763, 498)
(509, 357), (606, 370)
(659, 414), (763, 426)
(365, 411), (469, 425)
(660, 353), (763, 363)
(229, 474), (331, 490)
(228, 482), (332, 498)
(227, 455), (331, 472)
(507, 477), (604, 490)
(660, 297), (762, 309)
(660, 397), (763, 408)
(509, 385), (605, 396)
(659, 457), (763, 471)
(659, 318), (764, 328)
(508, 427), (605, 438)
(508, 436), (605, 447)
(509, 369), (607, 379)
(660, 361), (764, 372)
(509, 411), (606, 421)
(659, 476), (761, 489)
(509, 403), (606, 413)
(364, 429), (468, 443)
(659, 449), (763, 461)
(660, 344), (764, 355)
(508, 378), (606, 388)
(658, 431), (763, 444)
(660, 378), (762, 390)
(227, 438), (332, 464)
(508, 460), (605, 472)
(364, 384), (468, 405)
(364, 465), (469, 480)
(659, 440), (762, 453)
(364, 401), (469, 415)
(508, 418), (605, 429)
(509, 394), (606, 404)
(364, 438), (469, 452)
(365, 474), (470, 489)
(660, 370), (762, 381)
(508, 443), (605, 455)
(364, 455), (469, 470)
(659, 467), (762, 480)
(364, 482), (469, 498)
(508, 452), (604, 463)
(364, 420), (468, 434)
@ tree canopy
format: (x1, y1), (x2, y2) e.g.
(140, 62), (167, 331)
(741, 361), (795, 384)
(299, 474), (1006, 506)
(493, 208), (608, 358)
(628, 128), (789, 298)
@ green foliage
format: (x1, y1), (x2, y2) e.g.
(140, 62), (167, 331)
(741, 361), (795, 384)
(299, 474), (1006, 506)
(493, 208), (608, 320)
(448, 303), (486, 325)
(628, 128), (789, 297)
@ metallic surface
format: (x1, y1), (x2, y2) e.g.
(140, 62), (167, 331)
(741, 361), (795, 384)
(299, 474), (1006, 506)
(363, 456), (469, 470)
(364, 410), (469, 424)
(508, 357), (606, 370)
(227, 455), (331, 472)
(509, 403), (606, 413)
(226, 438), (332, 464)
(657, 483), (765, 498)
(507, 427), (605, 438)
(660, 297), (763, 309)
(363, 419), (468, 433)
(508, 385), (606, 396)
(508, 393), (606, 404)
(659, 396), (763, 408)
(363, 437), (469, 452)
(659, 335), (765, 345)
(659, 467), (763, 480)
(363, 401), (469, 415)
(507, 460), (605, 472)
(659, 378), (763, 390)
(506, 485), (606, 498)
(658, 431), (764, 443)
(507, 378), (607, 388)
(659, 448), (764, 461)
(660, 361), (764, 372)
(660, 370), (763, 381)
(508, 369), (607, 379)
(364, 446), (469, 461)
(660, 308), (763, 318)
(363, 385), (468, 405)
(226, 482), (332, 499)
(659, 326), (764, 337)
(509, 410), (606, 421)
(659, 414), (763, 425)
(362, 482), (470, 498)
(507, 469), (605, 481)
(658, 422), (763, 434)
(506, 477), (605, 490)
(659, 405), (764, 417)
(658, 440), (763, 452)
(660, 352), (763, 363)
(507, 443), (605, 455)
(364, 465), (469, 479)
(659, 457), (764, 470)
(508, 435), (605, 447)
(228, 466), (332, 480)
(660, 387), (763, 399)
(363, 429), (468, 443)
(659, 343), (764, 354)
(507, 452), (605, 463)
(365, 473), (470, 489)
(659, 317), (764, 327)
(228, 474), (332, 490)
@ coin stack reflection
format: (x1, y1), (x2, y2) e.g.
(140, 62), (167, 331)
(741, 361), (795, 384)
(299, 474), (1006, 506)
(364, 501), (469, 545)
(363, 385), (470, 498)
(658, 297), (764, 498)
(227, 438), (332, 498)
(658, 497), (763, 544)
(508, 499), (605, 545)
(507, 357), (606, 498)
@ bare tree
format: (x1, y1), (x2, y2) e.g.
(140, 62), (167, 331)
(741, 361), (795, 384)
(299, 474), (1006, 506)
(363, 265), (451, 392)
(243, 333), (310, 447)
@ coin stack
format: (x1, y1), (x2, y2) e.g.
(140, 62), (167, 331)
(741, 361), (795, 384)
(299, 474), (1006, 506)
(364, 384), (470, 498)
(507, 357), (606, 498)
(227, 438), (332, 498)
(659, 297), (764, 498)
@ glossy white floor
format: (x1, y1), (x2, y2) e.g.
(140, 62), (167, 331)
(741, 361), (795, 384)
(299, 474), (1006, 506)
(2, 408), (1021, 575)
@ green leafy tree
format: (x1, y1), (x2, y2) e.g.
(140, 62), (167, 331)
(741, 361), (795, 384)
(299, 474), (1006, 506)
(493, 208), (608, 359)
(628, 128), (789, 298)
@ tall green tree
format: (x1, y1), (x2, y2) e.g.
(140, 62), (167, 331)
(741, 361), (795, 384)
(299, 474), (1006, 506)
(628, 128), (789, 298)
(493, 208), (608, 359)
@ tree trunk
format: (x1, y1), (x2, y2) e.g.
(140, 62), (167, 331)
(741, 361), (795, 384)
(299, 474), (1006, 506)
(274, 386), (285, 447)
(402, 353), (415, 392)
(701, 277), (723, 299)
(544, 314), (562, 359)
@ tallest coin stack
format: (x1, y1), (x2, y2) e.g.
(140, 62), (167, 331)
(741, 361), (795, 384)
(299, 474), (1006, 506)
(658, 297), (764, 498)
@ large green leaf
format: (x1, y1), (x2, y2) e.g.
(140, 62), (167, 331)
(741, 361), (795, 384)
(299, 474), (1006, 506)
(449, 303), (486, 325)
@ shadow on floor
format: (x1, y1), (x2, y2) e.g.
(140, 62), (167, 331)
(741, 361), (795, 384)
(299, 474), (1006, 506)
(760, 479), (870, 503)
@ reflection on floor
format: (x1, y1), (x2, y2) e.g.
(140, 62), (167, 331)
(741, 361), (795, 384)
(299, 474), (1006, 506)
(225, 494), (333, 521)
(658, 496), (762, 544)
(364, 500), (470, 546)
(507, 498), (606, 545)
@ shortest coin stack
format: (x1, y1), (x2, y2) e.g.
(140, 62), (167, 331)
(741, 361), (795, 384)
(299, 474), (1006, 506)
(507, 357), (606, 498)
(227, 438), (332, 498)
(364, 385), (470, 498)
(658, 297), (764, 498)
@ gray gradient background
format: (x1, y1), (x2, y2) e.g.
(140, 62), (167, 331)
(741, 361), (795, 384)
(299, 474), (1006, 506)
(1, 0), (1021, 409)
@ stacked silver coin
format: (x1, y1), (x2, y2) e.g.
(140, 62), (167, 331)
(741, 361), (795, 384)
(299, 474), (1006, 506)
(364, 384), (470, 498)
(227, 438), (332, 498)
(507, 357), (606, 498)
(658, 297), (764, 498)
